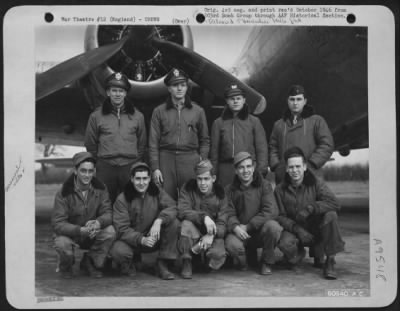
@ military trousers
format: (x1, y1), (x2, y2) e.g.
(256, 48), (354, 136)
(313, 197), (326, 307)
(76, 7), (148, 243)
(178, 220), (226, 270)
(225, 220), (282, 265)
(159, 150), (200, 200)
(53, 225), (116, 271)
(96, 159), (137, 204)
(110, 219), (180, 265)
(216, 161), (235, 187)
(276, 211), (346, 262)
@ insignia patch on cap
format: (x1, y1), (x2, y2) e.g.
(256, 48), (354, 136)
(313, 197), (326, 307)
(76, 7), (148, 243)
(173, 69), (180, 77)
(115, 73), (122, 80)
(231, 84), (238, 89)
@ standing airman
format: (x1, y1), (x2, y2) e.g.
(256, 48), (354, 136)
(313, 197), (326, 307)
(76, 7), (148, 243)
(149, 68), (210, 200)
(210, 84), (268, 186)
(269, 85), (334, 184)
(85, 72), (147, 203)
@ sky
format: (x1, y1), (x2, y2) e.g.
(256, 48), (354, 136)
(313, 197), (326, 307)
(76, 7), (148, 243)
(35, 25), (368, 166)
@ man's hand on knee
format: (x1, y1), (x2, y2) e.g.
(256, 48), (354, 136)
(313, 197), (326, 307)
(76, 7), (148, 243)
(85, 220), (101, 239)
(204, 216), (217, 235)
(200, 234), (214, 250)
(293, 224), (314, 245)
(141, 236), (157, 248)
(149, 218), (162, 241)
(80, 226), (91, 238)
(233, 225), (251, 241)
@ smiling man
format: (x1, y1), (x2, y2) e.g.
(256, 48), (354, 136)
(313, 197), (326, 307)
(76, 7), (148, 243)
(110, 162), (180, 280)
(85, 72), (147, 203)
(149, 68), (210, 200)
(52, 152), (115, 279)
(225, 152), (280, 275)
(273, 147), (345, 279)
(269, 84), (334, 184)
(210, 84), (268, 186)
(177, 160), (228, 279)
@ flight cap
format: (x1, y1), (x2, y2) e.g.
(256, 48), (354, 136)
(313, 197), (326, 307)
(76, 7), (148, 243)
(164, 68), (189, 86)
(106, 72), (130, 91)
(130, 162), (151, 175)
(233, 151), (253, 167)
(73, 152), (96, 167)
(194, 159), (214, 175)
(288, 84), (306, 97)
(224, 83), (245, 98)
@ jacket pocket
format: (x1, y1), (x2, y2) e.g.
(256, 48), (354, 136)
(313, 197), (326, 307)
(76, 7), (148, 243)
(121, 122), (138, 141)
(160, 115), (173, 136)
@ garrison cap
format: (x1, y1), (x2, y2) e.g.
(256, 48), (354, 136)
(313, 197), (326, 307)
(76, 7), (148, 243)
(106, 72), (130, 91)
(194, 159), (214, 175)
(164, 68), (188, 86)
(233, 151), (253, 167)
(224, 83), (245, 98)
(73, 152), (96, 167)
(284, 146), (306, 162)
(288, 84), (306, 97)
(130, 162), (151, 175)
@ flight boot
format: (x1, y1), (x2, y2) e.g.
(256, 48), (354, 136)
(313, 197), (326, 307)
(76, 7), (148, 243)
(157, 259), (175, 280)
(58, 254), (74, 279)
(323, 256), (337, 280)
(313, 257), (324, 269)
(80, 253), (103, 278)
(59, 267), (73, 279)
(237, 255), (249, 271)
(260, 263), (272, 275)
(181, 259), (192, 279)
(120, 261), (137, 277)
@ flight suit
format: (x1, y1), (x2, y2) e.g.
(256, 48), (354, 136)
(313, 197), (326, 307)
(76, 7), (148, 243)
(149, 96), (210, 200)
(210, 105), (268, 186)
(177, 179), (228, 270)
(269, 104), (334, 184)
(52, 175), (115, 272)
(225, 172), (280, 267)
(273, 170), (345, 263)
(84, 99), (147, 203)
(110, 181), (179, 265)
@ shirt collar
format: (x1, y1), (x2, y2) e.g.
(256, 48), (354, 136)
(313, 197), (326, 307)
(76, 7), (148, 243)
(74, 176), (92, 194)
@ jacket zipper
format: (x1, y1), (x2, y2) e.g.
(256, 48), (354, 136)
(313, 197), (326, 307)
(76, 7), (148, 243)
(177, 109), (181, 147)
(232, 119), (235, 158)
(79, 190), (88, 218)
(117, 108), (121, 127)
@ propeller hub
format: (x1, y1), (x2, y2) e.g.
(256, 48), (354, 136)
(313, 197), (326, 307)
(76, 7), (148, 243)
(89, 25), (193, 83)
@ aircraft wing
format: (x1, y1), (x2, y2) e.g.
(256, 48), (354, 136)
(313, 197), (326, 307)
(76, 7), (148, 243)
(36, 25), (267, 146)
(36, 157), (73, 168)
(36, 25), (368, 155)
(36, 87), (90, 146)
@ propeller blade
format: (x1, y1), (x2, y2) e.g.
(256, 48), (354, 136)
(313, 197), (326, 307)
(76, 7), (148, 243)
(36, 36), (128, 101)
(151, 38), (266, 115)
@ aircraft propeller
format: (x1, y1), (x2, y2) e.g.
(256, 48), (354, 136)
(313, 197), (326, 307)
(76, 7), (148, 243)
(36, 26), (266, 115)
(36, 36), (129, 101)
(150, 37), (266, 115)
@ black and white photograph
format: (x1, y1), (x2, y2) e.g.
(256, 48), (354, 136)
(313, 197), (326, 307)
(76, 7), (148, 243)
(3, 5), (397, 309)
